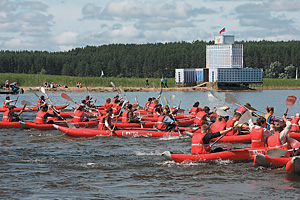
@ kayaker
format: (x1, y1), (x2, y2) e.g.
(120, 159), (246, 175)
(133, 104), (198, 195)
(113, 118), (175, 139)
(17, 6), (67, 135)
(290, 113), (300, 132)
(37, 95), (48, 107)
(148, 99), (158, 113)
(267, 115), (299, 156)
(249, 117), (273, 148)
(122, 104), (141, 123)
(84, 95), (95, 108)
(157, 107), (178, 132)
(98, 107), (115, 132)
(154, 104), (163, 116)
(3, 96), (17, 108)
(145, 97), (152, 111)
(191, 124), (233, 154)
(112, 93), (122, 104)
(194, 106), (214, 126)
(104, 98), (113, 109)
(189, 101), (203, 115)
(226, 112), (241, 136)
(235, 103), (251, 115)
(264, 106), (280, 130)
(210, 116), (227, 133)
(2, 105), (23, 122)
(72, 103), (89, 122)
(46, 104), (61, 123)
(34, 103), (60, 124)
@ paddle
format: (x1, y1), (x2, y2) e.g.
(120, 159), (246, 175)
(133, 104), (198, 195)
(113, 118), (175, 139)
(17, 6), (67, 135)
(154, 83), (163, 106)
(14, 90), (21, 106)
(61, 92), (79, 105)
(119, 85), (128, 101)
(285, 96), (297, 116)
(111, 100), (127, 133)
(267, 148), (295, 159)
(163, 95), (182, 136)
(135, 95), (143, 128)
(210, 110), (252, 148)
(85, 86), (96, 104)
(244, 104), (267, 114)
(210, 89), (234, 114)
(29, 88), (40, 98)
(41, 87), (75, 128)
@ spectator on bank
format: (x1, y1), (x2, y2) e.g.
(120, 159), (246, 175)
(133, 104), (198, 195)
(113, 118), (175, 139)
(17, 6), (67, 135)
(145, 78), (149, 88)
(5, 80), (10, 90)
(164, 77), (168, 88)
(161, 77), (164, 88)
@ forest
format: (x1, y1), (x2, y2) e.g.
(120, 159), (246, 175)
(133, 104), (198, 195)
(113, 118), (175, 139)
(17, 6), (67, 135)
(0, 40), (299, 79)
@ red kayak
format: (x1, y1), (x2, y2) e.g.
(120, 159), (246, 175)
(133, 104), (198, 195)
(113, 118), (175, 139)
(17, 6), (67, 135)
(0, 105), (69, 112)
(53, 125), (185, 137)
(162, 148), (268, 163)
(286, 156), (300, 173)
(0, 122), (22, 129)
(112, 122), (156, 128)
(19, 118), (99, 130)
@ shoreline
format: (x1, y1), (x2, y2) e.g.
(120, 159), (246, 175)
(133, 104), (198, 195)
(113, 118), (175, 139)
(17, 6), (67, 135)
(21, 86), (300, 93)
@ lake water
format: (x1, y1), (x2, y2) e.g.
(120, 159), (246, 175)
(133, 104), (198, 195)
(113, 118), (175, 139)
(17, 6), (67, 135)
(1, 90), (300, 199)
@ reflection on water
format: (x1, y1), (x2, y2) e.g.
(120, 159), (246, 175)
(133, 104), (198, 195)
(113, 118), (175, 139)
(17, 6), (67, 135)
(1, 90), (300, 199)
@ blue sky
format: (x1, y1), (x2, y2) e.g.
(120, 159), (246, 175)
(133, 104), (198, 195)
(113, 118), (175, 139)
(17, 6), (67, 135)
(0, 0), (299, 51)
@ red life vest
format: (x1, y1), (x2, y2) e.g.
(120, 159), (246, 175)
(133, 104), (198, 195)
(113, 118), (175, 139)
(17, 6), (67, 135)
(290, 117), (300, 132)
(210, 119), (226, 133)
(250, 127), (266, 148)
(47, 110), (56, 122)
(189, 107), (203, 115)
(148, 103), (156, 113)
(37, 99), (43, 107)
(157, 115), (168, 131)
(112, 105), (120, 115)
(98, 115), (111, 130)
(236, 106), (247, 115)
(122, 110), (130, 123)
(267, 133), (291, 150)
(2, 111), (13, 122)
(194, 111), (207, 126)
(191, 133), (211, 154)
(145, 102), (151, 110)
(72, 110), (85, 122)
(226, 119), (238, 136)
(3, 100), (9, 108)
(104, 102), (112, 109)
(35, 110), (47, 124)
(209, 113), (217, 120)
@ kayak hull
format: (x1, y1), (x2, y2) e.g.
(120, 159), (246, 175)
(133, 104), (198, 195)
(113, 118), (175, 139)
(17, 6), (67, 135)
(254, 153), (291, 167)
(54, 125), (183, 137)
(285, 156), (300, 174)
(0, 105), (68, 112)
(162, 148), (268, 163)
(0, 122), (22, 129)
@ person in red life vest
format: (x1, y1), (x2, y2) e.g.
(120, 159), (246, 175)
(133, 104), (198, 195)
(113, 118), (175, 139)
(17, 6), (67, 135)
(72, 104), (90, 122)
(210, 116), (227, 133)
(98, 107), (115, 132)
(235, 103), (251, 115)
(84, 95), (95, 108)
(112, 93), (122, 104)
(34, 103), (60, 124)
(154, 104), (163, 116)
(147, 99), (158, 114)
(267, 115), (300, 156)
(249, 117), (272, 148)
(2, 105), (23, 122)
(290, 113), (300, 132)
(157, 107), (178, 132)
(3, 96), (17, 108)
(189, 101), (203, 115)
(226, 112), (241, 136)
(145, 98), (152, 111)
(194, 106), (214, 126)
(191, 124), (233, 154)
(104, 98), (113, 109)
(122, 104), (140, 123)
(46, 104), (62, 123)
(37, 95), (48, 107)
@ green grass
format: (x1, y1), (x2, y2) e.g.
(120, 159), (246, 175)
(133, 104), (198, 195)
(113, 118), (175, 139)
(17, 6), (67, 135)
(263, 78), (300, 87)
(0, 73), (175, 87)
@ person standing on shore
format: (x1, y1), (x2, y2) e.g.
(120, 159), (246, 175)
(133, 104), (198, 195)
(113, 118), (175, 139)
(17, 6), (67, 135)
(161, 77), (164, 88)
(145, 78), (149, 88)
(164, 77), (168, 88)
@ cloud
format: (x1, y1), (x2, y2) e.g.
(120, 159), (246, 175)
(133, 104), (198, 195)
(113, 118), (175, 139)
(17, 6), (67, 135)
(54, 31), (78, 44)
(81, 3), (102, 19)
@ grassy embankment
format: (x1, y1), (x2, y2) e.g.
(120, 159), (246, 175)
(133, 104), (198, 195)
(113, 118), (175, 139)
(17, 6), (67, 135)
(0, 73), (175, 88)
(1, 73), (299, 89)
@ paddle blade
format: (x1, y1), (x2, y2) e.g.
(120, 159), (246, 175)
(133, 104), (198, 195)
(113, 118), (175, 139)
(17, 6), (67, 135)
(244, 104), (257, 111)
(41, 87), (46, 94)
(163, 95), (169, 105)
(21, 100), (32, 106)
(237, 110), (252, 125)
(225, 92), (241, 106)
(61, 93), (73, 102)
(29, 88), (39, 98)
(210, 89), (222, 102)
(216, 108), (229, 117)
(286, 96), (297, 109)
(119, 85), (125, 94)
(67, 122), (77, 129)
(135, 96), (139, 104)
(267, 148), (289, 159)
(110, 82), (117, 90)
(169, 95), (175, 103)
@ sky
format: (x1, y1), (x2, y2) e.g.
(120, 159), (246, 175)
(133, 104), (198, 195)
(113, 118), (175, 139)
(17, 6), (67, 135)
(0, 0), (299, 52)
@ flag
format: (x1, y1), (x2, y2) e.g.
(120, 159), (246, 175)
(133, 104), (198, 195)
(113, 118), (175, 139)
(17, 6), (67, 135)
(101, 70), (104, 78)
(219, 27), (225, 34)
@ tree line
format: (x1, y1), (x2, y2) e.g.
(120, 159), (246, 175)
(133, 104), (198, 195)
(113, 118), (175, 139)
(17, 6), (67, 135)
(0, 40), (299, 78)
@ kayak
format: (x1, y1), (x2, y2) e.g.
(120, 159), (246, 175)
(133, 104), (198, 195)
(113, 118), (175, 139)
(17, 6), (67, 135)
(162, 148), (268, 163)
(19, 119), (99, 130)
(53, 125), (185, 137)
(254, 153), (291, 168)
(288, 132), (300, 141)
(0, 121), (22, 129)
(187, 132), (251, 144)
(112, 122), (156, 128)
(285, 156), (300, 173)
(0, 104), (69, 112)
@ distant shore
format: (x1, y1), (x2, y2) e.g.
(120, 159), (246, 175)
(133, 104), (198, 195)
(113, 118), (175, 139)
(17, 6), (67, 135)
(22, 85), (300, 93)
